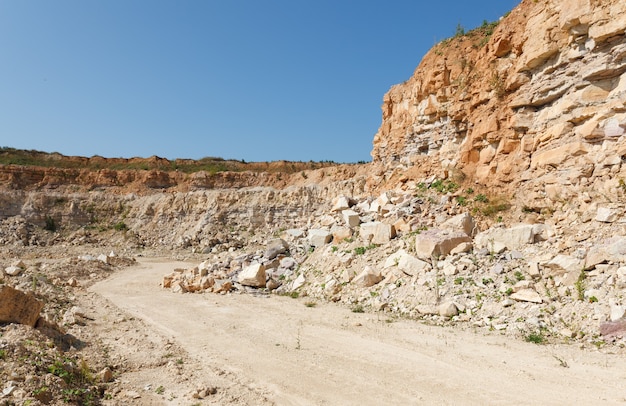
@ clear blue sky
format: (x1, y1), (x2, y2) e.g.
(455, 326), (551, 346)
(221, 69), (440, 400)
(0, 1), (519, 163)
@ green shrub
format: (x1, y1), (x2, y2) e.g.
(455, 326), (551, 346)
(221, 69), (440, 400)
(113, 221), (128, 231)
(44, 215), (57, 232)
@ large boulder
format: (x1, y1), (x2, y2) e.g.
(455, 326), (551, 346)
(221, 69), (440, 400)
(544, 255), (584, 285)
(360, 222), (396, 245)
(308, 229), (332, 247)
(342, 210), (361, 228)
(0, 286), (44, 327)
(331, 225), (352, 243)
(353, 266), (382, 287)
(414, 229), (471, 260)
(331, 195), (353, 212)
(264, 239), (289, 260)
(383, 249), (430, 276)
(441, 213), (476, 236)
(586, 237), (626, 269)
(238, 263), (267, 287)
(474, 224), (545, 251)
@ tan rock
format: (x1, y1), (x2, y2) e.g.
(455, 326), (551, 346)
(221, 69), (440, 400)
(0, 286), (44, 327)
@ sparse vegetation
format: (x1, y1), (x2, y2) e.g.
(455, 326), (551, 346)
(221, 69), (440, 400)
(113, 221), (128, 231)
(525, 330), (546, 344)
(0, 147), (337, 175)
(575, 271), (586, 301)
(351, 304), (365, 313)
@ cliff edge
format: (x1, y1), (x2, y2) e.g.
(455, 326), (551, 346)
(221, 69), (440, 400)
(372, 0), (626, 209)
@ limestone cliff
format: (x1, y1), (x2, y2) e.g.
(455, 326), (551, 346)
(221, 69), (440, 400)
(372, 0), (626, 208)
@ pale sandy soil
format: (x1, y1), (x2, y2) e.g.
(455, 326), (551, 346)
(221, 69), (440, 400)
(88, 259), (626, 405)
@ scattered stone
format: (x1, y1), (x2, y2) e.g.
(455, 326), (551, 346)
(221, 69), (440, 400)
(502, 298), (515, 307)
(342, 210), (360, 228)
(331, 195), (353, 212)
(280, 257), (297, 269)
(360, 222), (396, 245)
(609, 299), (625, 322)
(308, 229), (332, 247)
(441, 212), (475, 236)
(98, 367), (114, 383)
(439, 302), (458, 318)
(450, 242), (473, 254)
(353, 266), (382, 287)
(474, 224), (539, 250)
(544, 255), (583, 285)
(527, 262), (541, 279)
(4, 266), (22, 276)
(266, 279), (281, 291)
(600, 319), (626, 339)
(264, 239), (289, 260)
(286, 229), (305, 238)
(292, 274), (306, 290)
(331, 225), (352, 243)
(510, 288), (542, 304)
(595, 207), (618, 223)
(585, 237), (626, 269)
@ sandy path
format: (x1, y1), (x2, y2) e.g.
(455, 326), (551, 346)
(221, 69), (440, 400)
(91, 259), (626, 405)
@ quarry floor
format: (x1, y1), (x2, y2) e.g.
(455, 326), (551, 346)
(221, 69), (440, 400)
(85, 258), (626, 405)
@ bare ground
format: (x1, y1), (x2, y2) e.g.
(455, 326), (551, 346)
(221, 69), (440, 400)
(88, 258), (626, 405)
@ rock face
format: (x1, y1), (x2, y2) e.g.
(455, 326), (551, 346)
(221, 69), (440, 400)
(0, 286), (43, 327)
(371, 0), (626, 211)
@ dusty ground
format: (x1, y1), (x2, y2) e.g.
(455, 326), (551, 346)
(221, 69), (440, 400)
(86, 258), (626, 405)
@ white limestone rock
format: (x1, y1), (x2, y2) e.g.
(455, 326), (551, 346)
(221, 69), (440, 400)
(510, 288), (542, 304)
(360, 222), (396, 245)
(238, 263), (266, 288)
(342, 209), (361, 228)
(4, 266), (22, 276)
(264, 238), (289, 259)
(353, 266), (382, 287)
(595, 207), (618, 223)
(331, 195), (353, 212)
(383, 249), (430, 277)
(308, 229), (332, 247)
(414, 229), (471, 260)
(440, 212), (476, 236)
(474, 224), (541, 251)
(439, 302), (459, 318)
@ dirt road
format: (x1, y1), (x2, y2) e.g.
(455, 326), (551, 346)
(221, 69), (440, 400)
(90, 259), (626, 405)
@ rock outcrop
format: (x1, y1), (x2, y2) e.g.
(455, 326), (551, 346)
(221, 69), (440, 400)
(372, 0), (626, 212)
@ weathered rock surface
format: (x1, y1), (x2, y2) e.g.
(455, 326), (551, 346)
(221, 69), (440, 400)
(0, 286), (43, 327)
(414, 229), (471, 260)
(370, 0), (626, 217)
